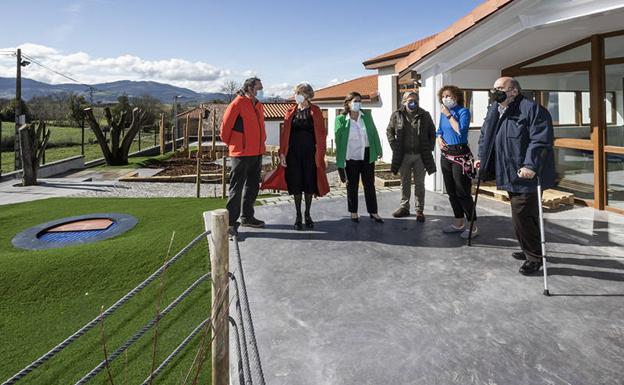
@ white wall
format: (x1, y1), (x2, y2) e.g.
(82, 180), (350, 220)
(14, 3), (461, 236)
(418, 69), (445, 192)
(265, 121), (280, 146)
(371, 73), (397, 164)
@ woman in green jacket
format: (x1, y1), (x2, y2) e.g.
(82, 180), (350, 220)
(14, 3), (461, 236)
(335, 92), (384, 223)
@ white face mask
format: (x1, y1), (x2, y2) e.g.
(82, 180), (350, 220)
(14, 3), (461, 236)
(294, 94), (305, 104)
(255, 89), (264, 99)
(443, 97), (457, 109)
(351, 102), (361, 112)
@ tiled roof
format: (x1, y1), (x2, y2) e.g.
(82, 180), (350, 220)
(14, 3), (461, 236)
(312, 75), (378, 103)
(363, 0), (514, 73)
(363, 34), (438, 68)
(263, 102), (296, 119)
(178, 103), (295, 120)
(177, 106), (203, 119)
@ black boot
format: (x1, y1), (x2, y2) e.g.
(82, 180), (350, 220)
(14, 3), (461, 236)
(304, 193), (314, 228)
(294, 194), (303, 230)
(294, 215), (303, 231)
(519, 260), (542, 275)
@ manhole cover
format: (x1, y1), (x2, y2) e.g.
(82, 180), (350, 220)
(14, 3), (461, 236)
(12, 213), (138, 250)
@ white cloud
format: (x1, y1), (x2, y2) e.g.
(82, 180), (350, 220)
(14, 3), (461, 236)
(0, 43), (254, 93)
(265, 82), (293, 98)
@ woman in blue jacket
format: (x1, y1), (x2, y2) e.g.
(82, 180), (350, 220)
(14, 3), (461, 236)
(436, 85), (477, 239)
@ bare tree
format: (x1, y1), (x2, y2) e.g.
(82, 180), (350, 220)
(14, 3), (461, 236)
(84, 106), (146, 166)
(18, 120), (50, 186)
(219, 80), (240, 103)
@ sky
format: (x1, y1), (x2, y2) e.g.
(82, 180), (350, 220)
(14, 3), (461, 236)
(0, 0), (484, 97)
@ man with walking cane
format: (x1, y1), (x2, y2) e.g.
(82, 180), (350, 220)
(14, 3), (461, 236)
(473, 77), (556, 276)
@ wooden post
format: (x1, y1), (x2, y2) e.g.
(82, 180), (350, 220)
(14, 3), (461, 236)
(590, 34), (606, 210)
(184, 114), (190, 151)
(203, 210), (229, 385)
(221, 156), (227, 199)
(196, 149), (201, 198)
(212, 109), (216, 154)
(172, 114), (177, 152)
(159, 114), (165, 155)
(197, 112), (203, 159)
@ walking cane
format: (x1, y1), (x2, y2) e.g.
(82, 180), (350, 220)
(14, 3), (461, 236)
(536, 174), (550, 296)
(467, 167), (480, 246)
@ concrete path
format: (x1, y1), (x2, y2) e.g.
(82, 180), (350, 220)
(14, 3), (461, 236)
(233, 191), (624, 385)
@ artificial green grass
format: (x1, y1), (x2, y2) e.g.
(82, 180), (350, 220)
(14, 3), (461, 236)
(0, 197), (227, 384)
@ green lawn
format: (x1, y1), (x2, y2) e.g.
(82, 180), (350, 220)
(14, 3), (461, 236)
(0, 197), (226, 384)
(1, 131), (158, 174)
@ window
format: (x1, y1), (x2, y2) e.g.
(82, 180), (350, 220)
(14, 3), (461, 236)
(516, 71), (590, 139)
(465, 90), (489, 127)
(605, 35), (624, 59)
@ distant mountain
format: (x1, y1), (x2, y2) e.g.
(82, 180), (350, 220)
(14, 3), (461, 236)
(0, 77), (228, 103)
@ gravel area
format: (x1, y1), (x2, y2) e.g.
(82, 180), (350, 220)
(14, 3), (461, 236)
(74, 169), (398, 202)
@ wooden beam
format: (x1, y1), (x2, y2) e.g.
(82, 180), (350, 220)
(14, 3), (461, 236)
(502, 37), (591, 73)
(590, 34), (606, 210)
(604, 145), (624, 155)
(554, 138), (593, 151)
(502, 61), (590, 77)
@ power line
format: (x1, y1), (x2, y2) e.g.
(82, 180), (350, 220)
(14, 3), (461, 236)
(20, 52), (98, 93)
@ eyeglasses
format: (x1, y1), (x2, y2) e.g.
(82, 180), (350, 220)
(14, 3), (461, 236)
(491, 87), (513, 93)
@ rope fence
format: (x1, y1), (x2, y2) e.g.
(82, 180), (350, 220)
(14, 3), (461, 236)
(2, 229), (212, 385)
(75, 273), (211, 385)
(3, 210), (266, 385)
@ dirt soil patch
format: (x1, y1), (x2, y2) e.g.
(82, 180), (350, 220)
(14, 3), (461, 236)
(142, 152), (224, 176)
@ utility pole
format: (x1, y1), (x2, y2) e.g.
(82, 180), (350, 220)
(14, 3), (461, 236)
(14, 48), (30, 170)
(15, 49), (22, 170)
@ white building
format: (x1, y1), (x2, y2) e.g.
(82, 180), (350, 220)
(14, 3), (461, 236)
(313, 0), (624, 214)
(263, 102), (296, 147)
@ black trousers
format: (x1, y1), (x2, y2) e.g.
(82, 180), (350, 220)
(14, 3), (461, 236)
(345, 148), (378, 214)
(509, 191), (542, 263)
(226, 155), (262, 227)
(441, 145), (475, 221)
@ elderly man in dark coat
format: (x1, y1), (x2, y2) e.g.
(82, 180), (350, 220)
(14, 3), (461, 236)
(476, 77), (556, 275)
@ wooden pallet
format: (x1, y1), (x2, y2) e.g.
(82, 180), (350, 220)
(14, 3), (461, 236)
(474, 183), (575, 209)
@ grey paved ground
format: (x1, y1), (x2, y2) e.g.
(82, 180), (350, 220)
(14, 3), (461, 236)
(233, 191), (624, 385)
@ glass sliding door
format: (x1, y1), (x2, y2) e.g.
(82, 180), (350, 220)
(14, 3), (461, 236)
(515, 71), (594, 201)
(502, 31), (624, 212)
(604, 59), (624, 211)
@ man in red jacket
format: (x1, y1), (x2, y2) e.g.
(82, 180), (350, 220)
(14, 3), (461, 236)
(221, 77), (267, 233)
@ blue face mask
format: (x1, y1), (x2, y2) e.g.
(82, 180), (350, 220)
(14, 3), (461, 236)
(407, 101), (418, 110)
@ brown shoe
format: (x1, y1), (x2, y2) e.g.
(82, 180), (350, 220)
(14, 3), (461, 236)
(392, 207), (410, 218)
(416, 210), (425, 222)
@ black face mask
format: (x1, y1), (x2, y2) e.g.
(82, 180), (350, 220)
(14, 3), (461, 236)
(492, 89), (508, 103)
